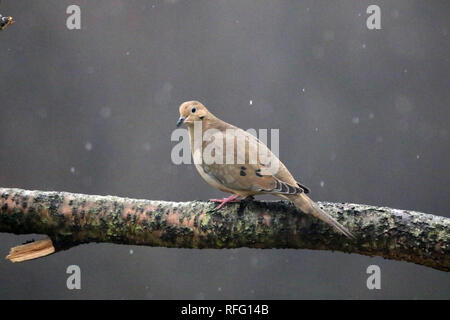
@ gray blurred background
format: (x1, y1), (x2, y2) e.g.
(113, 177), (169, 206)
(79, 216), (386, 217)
(0, 0), (449, 299)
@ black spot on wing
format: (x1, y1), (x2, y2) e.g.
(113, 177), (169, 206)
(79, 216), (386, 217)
(275, 180), (281, 190)
(255, 169), (263, 177)
(297, 182), (310, 194)
(287, 184), (297, 194)
(240, 170), (246, 176)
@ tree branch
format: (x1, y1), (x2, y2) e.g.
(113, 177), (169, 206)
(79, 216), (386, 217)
(0, 187), (448, 271)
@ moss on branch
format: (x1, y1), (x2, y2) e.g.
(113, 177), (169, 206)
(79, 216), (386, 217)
(0, 188), (448, 271)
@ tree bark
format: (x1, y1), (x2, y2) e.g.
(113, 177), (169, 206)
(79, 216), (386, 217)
(0, 187), (448, 271)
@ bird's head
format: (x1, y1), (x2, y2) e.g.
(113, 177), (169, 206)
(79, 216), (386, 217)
(177, 101), (211, 127)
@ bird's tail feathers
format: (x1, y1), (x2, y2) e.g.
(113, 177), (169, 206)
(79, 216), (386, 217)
(289, 193), (355, 239)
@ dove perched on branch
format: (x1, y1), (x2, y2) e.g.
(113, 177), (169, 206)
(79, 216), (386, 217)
(176, 101), (355, 239)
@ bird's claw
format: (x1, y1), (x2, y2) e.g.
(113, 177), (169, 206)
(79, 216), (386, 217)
(209, 195), (241, 210)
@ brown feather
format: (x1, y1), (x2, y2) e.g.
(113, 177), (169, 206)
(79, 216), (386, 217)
(179, 101), (355, 238)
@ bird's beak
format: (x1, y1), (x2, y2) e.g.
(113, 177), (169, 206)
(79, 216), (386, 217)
(176, 117), (185, 127)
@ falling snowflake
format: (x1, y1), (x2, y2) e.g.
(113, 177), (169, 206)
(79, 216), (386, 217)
(85, 142), (93, 151)
(37, 108), (48, 119)
(143, 142), (151, 151)
(70, 167), (75, 174)
(99, 107), (111, 118)
(195, 292), (206, 300)
(251, 256), (258, 267)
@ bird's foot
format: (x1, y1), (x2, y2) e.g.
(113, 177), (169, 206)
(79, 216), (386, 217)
(210, 194), (241, 210)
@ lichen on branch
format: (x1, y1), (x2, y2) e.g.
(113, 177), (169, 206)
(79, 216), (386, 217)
(0, 188), (448, 272)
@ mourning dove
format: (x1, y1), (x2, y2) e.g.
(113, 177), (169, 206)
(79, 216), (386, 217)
(177, 101), (355, 239)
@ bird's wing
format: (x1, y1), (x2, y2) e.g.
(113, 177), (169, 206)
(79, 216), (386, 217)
(200, 125), (307, 195)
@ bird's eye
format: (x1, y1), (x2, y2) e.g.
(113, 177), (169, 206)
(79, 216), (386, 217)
(191, 107), (196, 113)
